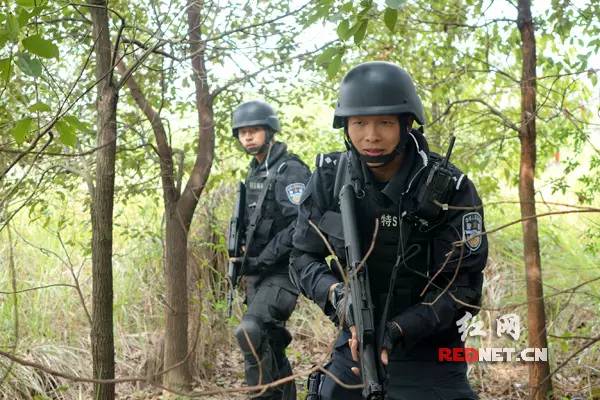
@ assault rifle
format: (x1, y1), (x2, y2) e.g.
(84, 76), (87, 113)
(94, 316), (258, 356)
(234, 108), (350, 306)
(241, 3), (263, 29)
(339, 183), (385, 400)
(227, 182), (246, 318)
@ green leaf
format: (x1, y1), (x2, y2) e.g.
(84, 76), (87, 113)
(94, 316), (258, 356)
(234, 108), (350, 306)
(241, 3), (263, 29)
(337, 19), (351, 41)
(55, 119), (77, 147)
(29, 102), (51, 112)
(18, 8), (34, 26)
(353, 19), (368, 45)
(16, 52), (42, 77)
(0, 32), (8, 49)
(16, 0), (36, 7)
(305, 4), (330, 26)
(62, 115), (88, 131)
(384, 8), (398, 32)
(385, 0), (407, 9)
(10, 117), (33, 144)
(316, 47), (338, 66)
(0, 57), (11, 82)
(6, 14), (20, 42)
(327, 54), (342, 79)
(340, 2), (353, 13)
(22, 35), (59, 59)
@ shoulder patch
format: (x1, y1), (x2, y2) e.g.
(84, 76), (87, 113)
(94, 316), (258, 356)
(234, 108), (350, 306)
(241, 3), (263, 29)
(462, 212), (483, 251)
(285, 183), (305, 205)
(315, 152), (342, 169)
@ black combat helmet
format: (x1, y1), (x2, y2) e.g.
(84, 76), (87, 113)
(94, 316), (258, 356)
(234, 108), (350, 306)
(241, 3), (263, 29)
(333, 61), (425, 128)
(231, 100), (280, 137)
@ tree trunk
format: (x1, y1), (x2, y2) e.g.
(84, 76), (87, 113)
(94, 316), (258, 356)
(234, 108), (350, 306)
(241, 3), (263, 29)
(517, 1), (552, 399)
(158, 0), (216, 389)
(117, 47), (214, 388)
(88, 0), (118, 398)
(163, 206), (193, 389)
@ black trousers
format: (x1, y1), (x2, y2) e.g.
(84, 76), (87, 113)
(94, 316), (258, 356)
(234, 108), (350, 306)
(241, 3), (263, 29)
(319, 331), (478, 400)
(236, 274), (298, 400)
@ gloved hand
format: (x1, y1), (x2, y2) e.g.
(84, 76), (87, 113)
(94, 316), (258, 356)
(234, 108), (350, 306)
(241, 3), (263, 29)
(328, 282), (354, 327)
(381, 320), (404, 354)
(244, 257), (264, 274)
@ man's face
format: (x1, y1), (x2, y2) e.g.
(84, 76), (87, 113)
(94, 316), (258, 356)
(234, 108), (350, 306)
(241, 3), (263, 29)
(238, 126), (267, 154)
(347, 115), (401, 164)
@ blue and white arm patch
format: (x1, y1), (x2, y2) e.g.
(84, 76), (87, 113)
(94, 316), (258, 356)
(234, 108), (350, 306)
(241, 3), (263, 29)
(285, 183), (305, 205)
(462, 212), (483, 251)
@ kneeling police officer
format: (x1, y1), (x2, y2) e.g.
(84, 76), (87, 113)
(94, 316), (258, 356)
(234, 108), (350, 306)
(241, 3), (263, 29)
(291, 62), (488, 399)
(230, 100), (311, 400)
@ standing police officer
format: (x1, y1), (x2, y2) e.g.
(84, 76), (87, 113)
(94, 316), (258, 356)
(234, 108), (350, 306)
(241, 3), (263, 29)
(231, 100), (311, 400)
(291, 62), (488, 399)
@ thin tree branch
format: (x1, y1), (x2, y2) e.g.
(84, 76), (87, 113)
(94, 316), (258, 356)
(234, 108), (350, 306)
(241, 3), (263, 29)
(204, 2), (309, 43)
(211, 41), (335, 99)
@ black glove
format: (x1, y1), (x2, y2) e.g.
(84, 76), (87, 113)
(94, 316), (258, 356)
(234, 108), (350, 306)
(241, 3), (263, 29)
(244, 257), (263, 274)
(381, 320), (404, 352)
(329, 282), (354, 327)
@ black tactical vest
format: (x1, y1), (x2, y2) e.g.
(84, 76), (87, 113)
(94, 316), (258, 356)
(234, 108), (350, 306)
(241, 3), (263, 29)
(318, 136), (461, 321)
(243, 144), (304, 257)
(354, 184), (432, 321)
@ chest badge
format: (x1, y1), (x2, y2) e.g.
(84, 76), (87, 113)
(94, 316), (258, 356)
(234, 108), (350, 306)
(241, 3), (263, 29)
(285, 183), (305, 205)
(462, 212), (483, 251)
(379, 213), (398, 228)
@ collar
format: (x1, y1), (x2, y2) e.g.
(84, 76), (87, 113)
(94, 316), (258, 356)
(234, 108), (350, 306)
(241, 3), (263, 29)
(361, 130), (430, 205)
(249, 141), (288, 175)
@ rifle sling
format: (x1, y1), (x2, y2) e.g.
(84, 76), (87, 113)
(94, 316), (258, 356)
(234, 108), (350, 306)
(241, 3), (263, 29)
(239, 173), (277, 278)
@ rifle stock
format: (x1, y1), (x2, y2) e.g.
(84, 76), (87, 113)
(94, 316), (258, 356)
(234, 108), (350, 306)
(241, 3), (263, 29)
(339, 183), (385, 400)
(227, 182), (246, 317)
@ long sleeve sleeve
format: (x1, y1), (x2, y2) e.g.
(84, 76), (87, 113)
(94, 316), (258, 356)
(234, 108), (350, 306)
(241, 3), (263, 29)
(256, 159), (311, 269)
(290, 167), (341, 312)
(392, 177), (488, 350)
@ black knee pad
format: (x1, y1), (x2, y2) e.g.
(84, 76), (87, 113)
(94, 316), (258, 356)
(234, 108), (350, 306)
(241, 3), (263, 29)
(234, 316), (263, 354)
(270, 326), (293, 350)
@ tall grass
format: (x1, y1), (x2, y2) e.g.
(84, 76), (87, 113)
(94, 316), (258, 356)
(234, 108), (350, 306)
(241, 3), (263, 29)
(1, 185), (598, 399)
(471, 200), (600, 399)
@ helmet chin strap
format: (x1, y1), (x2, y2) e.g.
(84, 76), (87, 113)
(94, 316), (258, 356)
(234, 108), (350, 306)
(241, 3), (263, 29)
(344, 121), (410, 168)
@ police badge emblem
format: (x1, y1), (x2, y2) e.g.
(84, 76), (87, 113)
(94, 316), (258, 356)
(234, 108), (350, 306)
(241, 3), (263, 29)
(462, 212), (483, 251)
(285, 183), (305, 205)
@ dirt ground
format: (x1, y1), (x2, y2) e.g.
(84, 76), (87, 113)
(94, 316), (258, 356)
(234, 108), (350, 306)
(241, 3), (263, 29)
(121, 333), (598, 400)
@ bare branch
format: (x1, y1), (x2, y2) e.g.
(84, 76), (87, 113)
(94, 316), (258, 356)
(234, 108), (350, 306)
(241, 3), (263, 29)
(116, 58), (178, 205)
(205, 2), (310, 43)
(435, 98), (520, 132)
(121, 37), (180, 60)
(0, 283), (78, 295)
(211, 41), (335, 99)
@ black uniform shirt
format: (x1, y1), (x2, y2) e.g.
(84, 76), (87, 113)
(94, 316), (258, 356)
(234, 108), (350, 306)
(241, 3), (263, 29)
(244, 141), (311, 274)
(291, 130), (488, 353)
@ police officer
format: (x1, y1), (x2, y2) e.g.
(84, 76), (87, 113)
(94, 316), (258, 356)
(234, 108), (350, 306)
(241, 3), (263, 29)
(291, 62), (488, 399)
(231, 100), (311, 400)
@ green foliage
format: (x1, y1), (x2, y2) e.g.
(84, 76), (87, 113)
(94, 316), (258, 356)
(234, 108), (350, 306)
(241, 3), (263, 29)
(15, 52), (41, 77)
(0, 57), (11, 82)
(0, 0), (599, 396)
(28, 101), (50, 113)
(383, 8), (398, 32)
(9, 117), (33, 144)
(22, 35), (59, 59)
(54, 120), (76, 147)
(353, 18), (368, 44)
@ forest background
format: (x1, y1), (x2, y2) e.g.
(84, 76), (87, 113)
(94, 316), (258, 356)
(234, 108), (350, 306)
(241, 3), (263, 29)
(1, 0), (599, 399)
